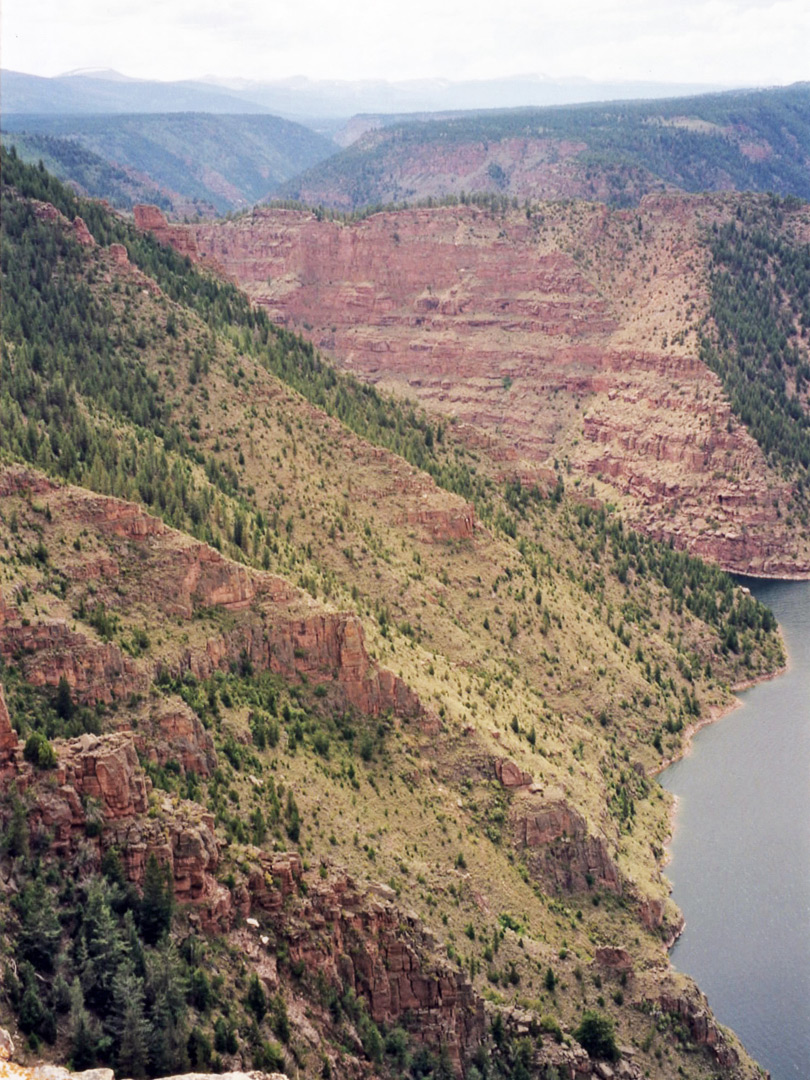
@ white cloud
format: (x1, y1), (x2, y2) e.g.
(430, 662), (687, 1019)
(2, 0), (807, 86)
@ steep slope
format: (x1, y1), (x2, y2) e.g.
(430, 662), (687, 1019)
(1, 115), (336, 216)
(171, 195), (810, 577)
(0, 132), (179, 213)
(0, 154), (784, 1080)
(278, 84), (810, 210)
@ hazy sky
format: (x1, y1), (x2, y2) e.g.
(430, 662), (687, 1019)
(2, 0), (808, 86)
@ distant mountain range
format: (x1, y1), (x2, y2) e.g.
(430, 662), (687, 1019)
(2, 67), (729, 123)
(2, 73), (808, 217)
(1, 69), (273, 116)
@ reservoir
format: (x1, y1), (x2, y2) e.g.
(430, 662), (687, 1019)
(661, 578), (810, 1079)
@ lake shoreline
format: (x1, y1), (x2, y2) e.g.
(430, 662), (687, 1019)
(654, 579), (810, 1079)
(653, 632), (791, 950)
(651, 654), (789, 780)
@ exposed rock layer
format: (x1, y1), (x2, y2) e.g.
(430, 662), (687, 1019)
(142, 200), (810, 577)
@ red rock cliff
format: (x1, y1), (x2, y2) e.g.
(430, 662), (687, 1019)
(157, 202), (810, 577)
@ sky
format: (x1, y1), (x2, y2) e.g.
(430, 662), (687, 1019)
(2, 0), (808, 87)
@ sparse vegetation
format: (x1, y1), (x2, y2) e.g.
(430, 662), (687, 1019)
(0, 151), (787, 1080)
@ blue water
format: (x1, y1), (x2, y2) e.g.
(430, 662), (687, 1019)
(661, 579), (810, 1080)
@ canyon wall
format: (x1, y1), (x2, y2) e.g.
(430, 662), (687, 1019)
(136, 200), (810, 576)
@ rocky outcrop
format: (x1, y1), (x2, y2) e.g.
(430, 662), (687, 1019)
(1, 468), (432, 726)
(1, 1060), (283, 1080)
(494, 757), (533, 788)
(112, 798), (220, 908)
(594, 946), (634, 975)
(0, 465), (57, 499)
(108, 243), (129, 267)
(0, 618), (147, 705)
(133, 701), (217, 777)
(0, 1027), (13, 1060)
(513, 794), (623, 895)
(266, 614), (425, 719)
(20, 734), (149, 858)
(0, 683), (19, 768)
(12, 731), (222, 915)
(247, 852), (304, 915)
(134, 204), (200, 260)
(57, 733), (149, 818)
(69, 489), (166, 540)
(251, 866), (486, 1075)
(403, 503), (475, 542)
(174, 609), (429, 722)
(644, 984), (741, 1069)
(72, 216), (95, 246)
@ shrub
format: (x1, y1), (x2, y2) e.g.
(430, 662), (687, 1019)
(574, 1010), (619, 1060)
(23, 731), (58, 768)
(246, 974), (267, 1022)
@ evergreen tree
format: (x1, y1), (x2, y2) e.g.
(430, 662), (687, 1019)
(78, 877), (128, 1011)
(246, 973), (267, 1022)
(69, 979), (97, 1070)
(138, 853), (174, 945)
(575, 1010), (619, 1061)
(55, 675), (74, 720)
(112, 963), (151, 1078)
(16, 878), (62, 972)
(3, 794), (30, 859)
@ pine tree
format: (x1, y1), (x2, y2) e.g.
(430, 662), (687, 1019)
(78, 878), (127, 1011)
(69, 979), (97, 1070)
(3, 795), (30, 859)
(55, 674), (74, 720)
(246, 973), (267, 1022)
(138, 853), (174, 945)
(17, 878), (62, 972)
(112, 964), (150, 1078)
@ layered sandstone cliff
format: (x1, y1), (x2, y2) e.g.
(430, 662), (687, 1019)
(141, 199), (810, 576)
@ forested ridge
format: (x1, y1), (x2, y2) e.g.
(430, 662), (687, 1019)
(0, 132), (174, 212)
(1, 112), (335, 215)
(1, 147), (487, 520)
(281, 83), (810, 209)
(701, 198), (810, 490)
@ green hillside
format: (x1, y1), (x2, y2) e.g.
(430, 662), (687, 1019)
(0, 151), (786, 1080)
(1, 113), (336, 216)
(280, 83), (810, 209)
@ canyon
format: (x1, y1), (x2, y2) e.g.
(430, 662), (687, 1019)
(135, 196), (810, 578)
(0, 157), (790, 1080)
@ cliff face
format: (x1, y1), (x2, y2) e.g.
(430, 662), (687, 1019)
(0, 466), (428, 725)
(3, 724), (485, 1072)
(2, 727), (220, 907)
(151, 199), (810, 577)
(250, 863), (488, 1073)
(514, 794), (623, 896)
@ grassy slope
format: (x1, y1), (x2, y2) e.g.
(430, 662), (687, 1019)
(0, 156), (783, 1078)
